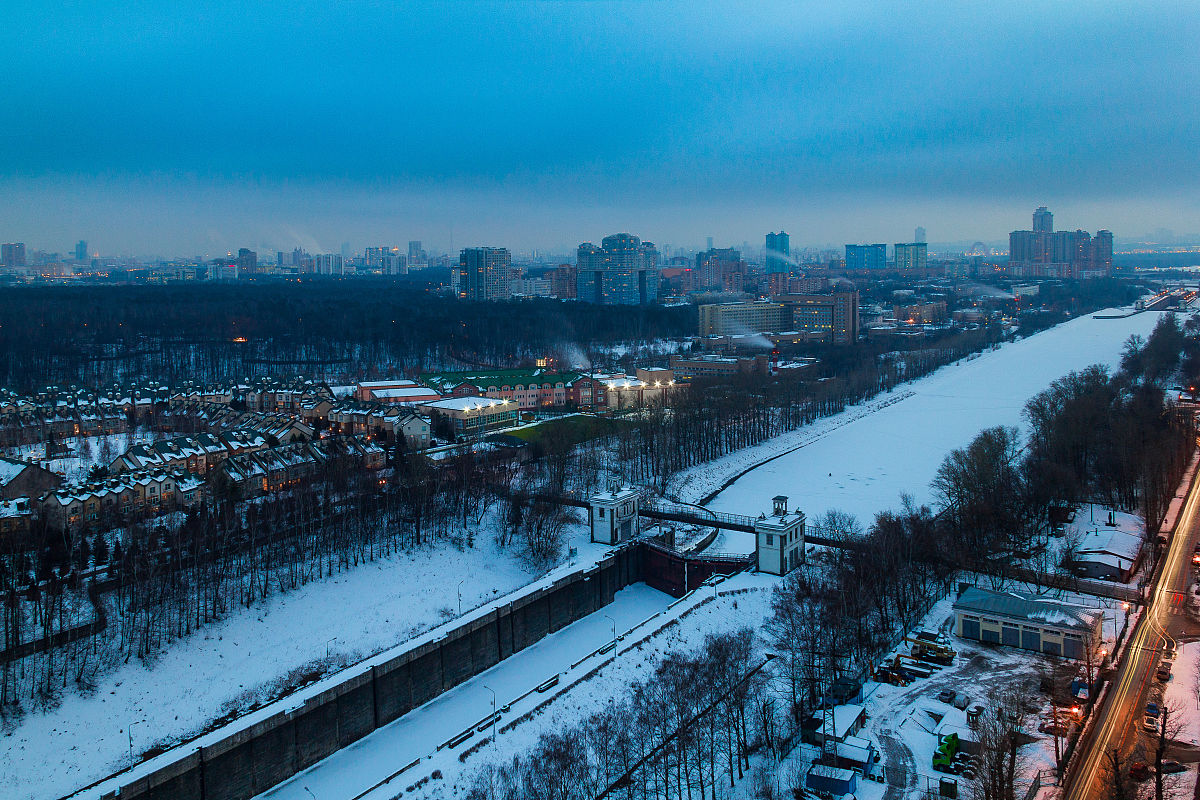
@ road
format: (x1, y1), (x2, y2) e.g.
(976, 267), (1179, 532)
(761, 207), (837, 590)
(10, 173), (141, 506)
(1065, 466), (1200, 800)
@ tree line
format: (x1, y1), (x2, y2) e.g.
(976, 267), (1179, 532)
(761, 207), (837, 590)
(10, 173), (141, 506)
(0, 281), (693, 391)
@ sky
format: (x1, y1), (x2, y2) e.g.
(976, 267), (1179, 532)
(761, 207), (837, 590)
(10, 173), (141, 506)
(1, 0), (1197, 257)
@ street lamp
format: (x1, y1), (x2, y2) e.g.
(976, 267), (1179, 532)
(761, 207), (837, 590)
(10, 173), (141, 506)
(602, 613), (617, 647)
(482, 684), (497, 742)
(127, 719), (143, 765)
(457, 579), (465, 616)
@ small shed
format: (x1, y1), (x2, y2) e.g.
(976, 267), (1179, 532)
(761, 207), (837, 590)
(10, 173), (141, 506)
(813, 704), (867, 744)
(588, 484), (642, 545)
(807, 764), (857, 796)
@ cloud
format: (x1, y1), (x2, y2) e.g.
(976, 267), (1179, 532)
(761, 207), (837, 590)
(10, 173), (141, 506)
(0, 1), (1196, 252)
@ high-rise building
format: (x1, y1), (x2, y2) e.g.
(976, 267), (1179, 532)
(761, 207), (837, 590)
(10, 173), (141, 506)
(276, 251), (285, 267)
(845, 244), (886, 270)
(894, 243), (928, 272)
(366, 246), (407, 274)
(1009, 207), (1112, 279)
(692, 247), (745, 293)
(75, 240), (88, 261)
(382, 252), (407, 276)
(698, 302), (786, 336)
(550, 264), (578, 299)
(314, 254), (344, 275)
(576, 233), (660, 305)
(291, 248), (305, 267)
(236, 248), (258, 276)
(1, 243), (26, 268)
(458, 247), (511, 301)
(408, 241), (426, 265)
(914, 227), (926, 244)
(706, 236), (714, 250)
(1092, 230), (1114, 273)
(777, 291), (860, 344)
(1033, 206), (1053, 234)
(765, 231), (790, 275)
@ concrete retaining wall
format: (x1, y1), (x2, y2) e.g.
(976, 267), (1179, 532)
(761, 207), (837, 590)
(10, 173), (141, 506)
(97, 545), (643, 800)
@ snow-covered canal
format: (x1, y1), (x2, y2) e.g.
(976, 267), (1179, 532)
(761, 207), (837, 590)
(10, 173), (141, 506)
(706, 309), (1172, 548)
(254, 583), (673, 800)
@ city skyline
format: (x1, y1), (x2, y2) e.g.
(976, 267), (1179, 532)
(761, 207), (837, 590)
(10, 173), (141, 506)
(2, 1), (1197, 255)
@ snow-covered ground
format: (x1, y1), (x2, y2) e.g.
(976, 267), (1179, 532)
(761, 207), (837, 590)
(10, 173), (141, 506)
(4, 525), (610, 800)
(4, 431), (154, 482)
(687, 309), (1172, 550)
(258, 572), (777, 800)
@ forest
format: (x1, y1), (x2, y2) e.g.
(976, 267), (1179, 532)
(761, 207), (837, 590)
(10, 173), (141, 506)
(0, 280), (693, 391)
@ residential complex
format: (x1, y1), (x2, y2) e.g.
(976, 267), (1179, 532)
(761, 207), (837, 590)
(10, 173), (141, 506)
(576, 233), (660, 305)
(1009, 207), (1113, 279)
(845, 243), (886, 271)
(458, 247), (512, 302)
(893, 242), (928, 272)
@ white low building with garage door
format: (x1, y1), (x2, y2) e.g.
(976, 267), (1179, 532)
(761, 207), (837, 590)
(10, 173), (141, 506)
(952, 586), (1103, 660)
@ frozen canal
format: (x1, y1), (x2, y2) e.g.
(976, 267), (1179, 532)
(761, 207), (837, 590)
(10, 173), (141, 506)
(706, 309), (1171, 546)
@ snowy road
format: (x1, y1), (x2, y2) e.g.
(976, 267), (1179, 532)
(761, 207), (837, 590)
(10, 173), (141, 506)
(705, 309), (1171, 542)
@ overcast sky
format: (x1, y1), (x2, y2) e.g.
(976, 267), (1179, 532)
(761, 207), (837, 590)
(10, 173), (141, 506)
(1, 0), (1196, 257)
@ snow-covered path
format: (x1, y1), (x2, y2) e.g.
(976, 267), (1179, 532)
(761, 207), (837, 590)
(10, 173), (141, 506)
(701, 309), (1171, 550)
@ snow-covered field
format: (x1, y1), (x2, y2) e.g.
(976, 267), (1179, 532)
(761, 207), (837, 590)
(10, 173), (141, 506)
(688, 309), (1172, 549)
(4, 527), (609, 800)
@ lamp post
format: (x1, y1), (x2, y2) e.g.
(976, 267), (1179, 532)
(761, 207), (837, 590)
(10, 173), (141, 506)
(127, 719), (143, 765)
(458, 579), (465, 616)
(603, 613), (616, 647)
(482, 684), (497, 742)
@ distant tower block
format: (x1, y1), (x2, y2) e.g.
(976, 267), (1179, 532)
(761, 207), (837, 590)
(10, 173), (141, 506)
(754, 495), (805, 575)
(588, 483), (643, 545)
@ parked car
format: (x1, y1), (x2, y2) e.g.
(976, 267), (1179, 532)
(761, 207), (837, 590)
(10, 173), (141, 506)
(1146, 702), (1160, 718)
(1129, 762), (1151, 781)
(1144, 716), (1159, 733)
(1160, 760), (1187, 774)
(1156, 666), (1171, 682)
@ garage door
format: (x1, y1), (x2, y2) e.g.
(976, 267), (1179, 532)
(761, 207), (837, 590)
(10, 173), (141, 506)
(1021, 629), (1041, 651)
(1043, 640), (1061, 657)
(962, 619), (980, 640)
(1002, 625), (1020, 647)
(982, 628), (1000, 644)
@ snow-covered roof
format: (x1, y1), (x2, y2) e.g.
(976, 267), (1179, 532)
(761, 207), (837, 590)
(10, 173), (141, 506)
(953, 587), (1102, 633)
(420, 396), (516, 413)
(357, 380), (418, 389)
(1071, 506), (1144, 563)
(368, 387), (441, 400)
(816, 703), (865, 740)
(0, 456), (30, 485)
